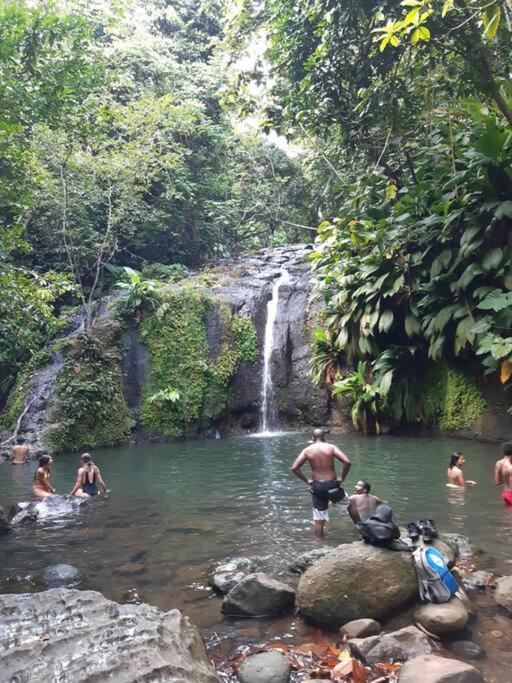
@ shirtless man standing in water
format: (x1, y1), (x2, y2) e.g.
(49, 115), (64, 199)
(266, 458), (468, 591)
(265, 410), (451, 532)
(291, 429), (351, 536)
(495, 442), (512, 507)
(10, 437), (29, 464)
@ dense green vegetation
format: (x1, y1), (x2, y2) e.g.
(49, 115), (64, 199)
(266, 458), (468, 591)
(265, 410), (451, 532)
(1, 0), (510, 441)
(227, 0), (512, 432)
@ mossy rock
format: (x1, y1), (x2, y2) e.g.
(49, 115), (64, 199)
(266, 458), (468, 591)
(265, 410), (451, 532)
(297, 542), (418, 627)
(421, 362), (486, 431)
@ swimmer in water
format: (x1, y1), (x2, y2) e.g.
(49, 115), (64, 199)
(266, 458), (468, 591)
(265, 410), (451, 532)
(70, 453), (108, 498)
(10, 436), (29, 464)
(495, 442), (512, 507)
(447, 452), (477, 487)
(347, 480), (382, 523)
(32, 454), (56, 498)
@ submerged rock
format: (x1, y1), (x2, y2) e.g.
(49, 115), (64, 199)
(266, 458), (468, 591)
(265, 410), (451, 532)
(297, 541), (418, 626)
(237, 651), (291, 683)
(340, 618), (381, 639)
(398, 654), (484, 682)
(450, 641), (485, 660)
(39, 564), (81, 588)
(288, 548), (331, 574)
(10, 496), (84, 526)
(414, 597), (469, 634)
(209, 557), (256, 595)
(0, 505), (10, 533)
(349, 626), (432, 665)
(462, 570), (493, 591)
(221, 573), (295, 617)
(494, 575), (512, 612)
(0, 588), (218, 682)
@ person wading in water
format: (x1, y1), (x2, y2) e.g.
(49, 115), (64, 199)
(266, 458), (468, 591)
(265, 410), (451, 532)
(447, 452), (477, 487)
(70, 453), (108, 498)
(32, 454), (56, 498)
(291, 428), (351, 537)
(495, 442), (512, 507)
(10, 437), (29, 464)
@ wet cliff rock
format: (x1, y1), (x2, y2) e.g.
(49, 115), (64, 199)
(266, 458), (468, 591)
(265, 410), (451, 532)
(0, 588), (218, 682)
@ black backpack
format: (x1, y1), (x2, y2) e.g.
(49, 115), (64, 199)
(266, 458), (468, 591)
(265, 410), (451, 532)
(357, 504), (403, 547)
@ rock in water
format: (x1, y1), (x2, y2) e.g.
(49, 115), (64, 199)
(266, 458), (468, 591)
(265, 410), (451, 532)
(288, 548), (331, 574)
(462, 570), (493, 591)
(414, 597), (469, 634)
(0, 505), (9, 533)
(221, 573), (295, 617)
(398, 654), (484, 682)
(450, 641), (485, 660)
(340, 619), (381, 639)
(297, 541), (417, 626)
(237, 651), (291, 683)
(440, 533), (473, 560)
(40, 564), (81, 588)
(0, 588), (218, 682)
(209, 557), (256, 595)
(494, 575), (512, 612)
(349, 626), (432, 665)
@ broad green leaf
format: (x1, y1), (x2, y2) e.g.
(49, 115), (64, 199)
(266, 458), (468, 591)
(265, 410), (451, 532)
(405, 313), (421, 337)
(379, 369), (394, 396)
(495, 201), (512, 219)
(482, 247), (503, 272)
(378, 309), (394, 333)
(478, 290), (512, 312)
(454, 316), (475, 354)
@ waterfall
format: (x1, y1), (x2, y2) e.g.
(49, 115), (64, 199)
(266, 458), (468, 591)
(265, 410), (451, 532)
(259, 270), (290, 434)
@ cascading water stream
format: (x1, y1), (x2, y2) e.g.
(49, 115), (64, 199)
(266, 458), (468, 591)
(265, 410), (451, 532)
(259, 269), (290, 434)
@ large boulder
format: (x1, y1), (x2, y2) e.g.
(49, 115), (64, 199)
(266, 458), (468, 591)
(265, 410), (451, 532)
(237, 651), (291, 683)
(297, 542), (418, 626)
(398, 654), (484, 683)
(0, 588), (218, 682)
(414, 598), (469, 634)
(349, 626), (432, 665)
(221, 573), (295, 617)
(39, 564), (81, 588)
(494, 575), (512, 612)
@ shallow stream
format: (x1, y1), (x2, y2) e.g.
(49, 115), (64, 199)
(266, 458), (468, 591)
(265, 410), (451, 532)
(0, 433), (511, 680)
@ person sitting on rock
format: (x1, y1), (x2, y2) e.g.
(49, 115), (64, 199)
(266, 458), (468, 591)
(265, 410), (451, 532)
(447, 452), (476, 487)
(291, 428), (351, 537)
(33, 454), (56, 498)
(347, 480), (381, 523)
(70, 453), (108, 498)
(10, 436), (29, 464)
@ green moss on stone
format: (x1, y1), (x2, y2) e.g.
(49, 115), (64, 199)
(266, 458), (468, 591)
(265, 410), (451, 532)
(139, 289), (258, 437)
(0, 367), (35, 431)
(45, 334), (132, 453)
(421, 362), (486, 431)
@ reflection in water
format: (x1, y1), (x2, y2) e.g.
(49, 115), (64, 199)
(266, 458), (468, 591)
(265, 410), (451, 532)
(0, 433), (510, 680)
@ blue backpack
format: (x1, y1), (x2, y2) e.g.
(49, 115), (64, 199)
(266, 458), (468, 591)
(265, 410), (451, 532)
(412, 546), (459, 603)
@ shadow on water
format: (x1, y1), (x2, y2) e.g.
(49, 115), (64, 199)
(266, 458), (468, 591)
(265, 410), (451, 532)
(0, 432), (511, 680)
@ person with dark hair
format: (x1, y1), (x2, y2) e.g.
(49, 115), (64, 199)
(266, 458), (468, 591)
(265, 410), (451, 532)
(495, 442), (512, 506)
(70, 453), (108, 497)
(291, 428), (351, 537)
(347, 480), (382, 523)
(447, 452), (476, 487)
(10, 436), (29, 464)
(32, 454), (56, 498)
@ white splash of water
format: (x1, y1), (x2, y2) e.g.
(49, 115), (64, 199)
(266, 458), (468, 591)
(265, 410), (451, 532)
(259, 269), (290, 434)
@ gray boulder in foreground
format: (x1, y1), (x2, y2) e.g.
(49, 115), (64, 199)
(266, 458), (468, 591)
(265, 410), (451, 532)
(494, 575), (512, 612)
(0, 588), (218, 682)
(237, 651), (291, 683)
(398, 654), (484, 682)
(349, 626), (432, 665)
(297, 541), (417, 626)
(221, 573), (295, 617)
(414, 597), (469, 634)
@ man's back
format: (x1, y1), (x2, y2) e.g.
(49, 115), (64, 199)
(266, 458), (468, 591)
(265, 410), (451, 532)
(11, 444), (28, 464)
(304, 442), (337, 481)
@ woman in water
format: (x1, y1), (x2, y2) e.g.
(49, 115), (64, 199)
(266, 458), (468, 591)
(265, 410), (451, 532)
(447, 452), (477, 487)
(70, 453), (108, 497)
(32, 454), (56, 498)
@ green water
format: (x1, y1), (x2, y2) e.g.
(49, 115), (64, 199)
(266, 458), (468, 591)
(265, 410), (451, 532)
(0, 433), (510, 679)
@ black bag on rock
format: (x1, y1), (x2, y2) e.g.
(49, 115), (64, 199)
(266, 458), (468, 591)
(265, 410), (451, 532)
(356, 504), (401, 545)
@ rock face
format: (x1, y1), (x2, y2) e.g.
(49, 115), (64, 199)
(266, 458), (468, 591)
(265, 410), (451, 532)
(340, 619), (381, 639)
(297, 542), (418, 626)
(414, 598), (469, 634)
(494, 575), (512, 612)
(221, 573), (295, 617)
(0, 588), (218, 682)
(349, 626), (432, 665)
(237, 651), (291, 683)
(39, 564), (81, 588)
(398, 654), (484, 683)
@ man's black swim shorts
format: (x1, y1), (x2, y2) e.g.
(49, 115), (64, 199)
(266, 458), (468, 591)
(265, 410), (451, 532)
(310, 479), (347, 511)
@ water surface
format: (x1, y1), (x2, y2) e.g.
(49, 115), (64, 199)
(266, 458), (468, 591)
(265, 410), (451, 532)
(0, 433), (510, 680)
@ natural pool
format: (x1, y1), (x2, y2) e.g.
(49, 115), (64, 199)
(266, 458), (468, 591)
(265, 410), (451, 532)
(0, 433), (511, 680)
